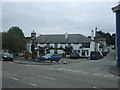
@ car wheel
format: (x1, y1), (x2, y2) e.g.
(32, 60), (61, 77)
(10, 59), (13, 61)
(2, 58), (6, 61)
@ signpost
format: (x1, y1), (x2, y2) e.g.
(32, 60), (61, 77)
(31, 30), (36, 60)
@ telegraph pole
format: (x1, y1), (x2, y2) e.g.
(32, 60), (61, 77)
(94, 27), (97, 52)
(31, 30), (36, 60)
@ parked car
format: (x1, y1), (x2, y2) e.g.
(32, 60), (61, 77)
(1, 52), (13, 61)
(102, 48), (109, 56)
(90, 51), (103, 60)
(70, 52), (80, 59)
(40, 54), (61, 62)
(102, 52), (107, 56)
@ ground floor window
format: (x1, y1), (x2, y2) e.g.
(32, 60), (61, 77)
(82, 51), (86, 56)
(82, 50), (89, 56)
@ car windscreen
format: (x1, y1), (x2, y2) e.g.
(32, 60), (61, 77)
(45, 54), (52, 56)
(3, 53), (11, 56)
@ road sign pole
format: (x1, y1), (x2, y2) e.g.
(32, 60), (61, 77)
(31, 30), (36, 60)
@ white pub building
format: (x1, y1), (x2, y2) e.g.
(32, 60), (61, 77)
(27, 31), (106, 58)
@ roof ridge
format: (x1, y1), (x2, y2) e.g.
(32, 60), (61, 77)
(38, 33), (86, 36)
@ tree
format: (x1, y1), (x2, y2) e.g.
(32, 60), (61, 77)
(96, 31), (106, 38)
(111, 33), (116, 45)
(2, 26), (26, 54)
(96, 31), (116, 46)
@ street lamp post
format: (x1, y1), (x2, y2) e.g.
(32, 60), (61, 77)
(112, 3), (120, 68)
(31, 30), (36, 60)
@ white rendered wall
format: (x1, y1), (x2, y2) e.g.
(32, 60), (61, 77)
(39, 44), (46, 47)
(73, 44), (80, 50)
(50, 49), (54, 54)
(59, 44), (66, 48)
(58, 43), (61, 48)
(50, 43), (54, 48)
(27, 43), (32, 53)
(90, 41), (95, 52)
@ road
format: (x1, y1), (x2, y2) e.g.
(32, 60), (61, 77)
(2, 50), (119, 88)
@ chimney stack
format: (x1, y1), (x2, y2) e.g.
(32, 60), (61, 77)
(91, 30), (94, 40)
(65, 33), (68, 38)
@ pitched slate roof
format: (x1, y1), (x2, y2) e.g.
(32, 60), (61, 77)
(35, 34), (91, 44)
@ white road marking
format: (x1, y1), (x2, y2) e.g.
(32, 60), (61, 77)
(29, 83), (37, 87)
(57, 68), (66, 70)
(4, 75), (37, 87)
(93, 87), (104, 90)
(72, 70), (80, 73)
(80, 71), (90, 74)
(4, 75), (20, 81)
(12, 77), (19, 81)
(57, 68), (91, 74)
(31, 74), (56, 80)
(50, 68), (118, 79)
(21, 80), (37, 87)
(42, 76), (56, 80)
(93, 86), (97, 88)
(103, 74), (115, 78)
(92, 73), (103, 76)
(117, 77), (120, 79)
(23, 65), (37, 67)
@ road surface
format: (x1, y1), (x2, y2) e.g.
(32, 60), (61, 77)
(2, 50), (119, 88)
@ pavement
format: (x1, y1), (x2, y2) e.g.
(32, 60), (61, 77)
(107, 65), (120, 77)
(2, 51), (119, 88)
(13, 58), (60, 65)
(13, 57), (82, 65)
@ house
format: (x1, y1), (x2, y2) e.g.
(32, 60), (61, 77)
(27, 32), (105, 58)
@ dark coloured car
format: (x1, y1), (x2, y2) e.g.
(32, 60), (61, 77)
(90, 51), (103, 60)
(70, 52), (80, 59)
(40, 54), (61, 62)
(102, 52), (107, 56)
(1, 52), (13, 61)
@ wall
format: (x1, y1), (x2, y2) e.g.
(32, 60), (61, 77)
(0, 33), (2, 51)
(116, 10), (120, 68)
(27, 41), (103, 58)
(72, 44), (80, 50)
(27, 43), (32, 53)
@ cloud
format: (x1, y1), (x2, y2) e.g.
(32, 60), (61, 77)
(2, 2), (117, 37)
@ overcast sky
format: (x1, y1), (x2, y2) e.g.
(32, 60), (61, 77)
(2, 2), (118, 37)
